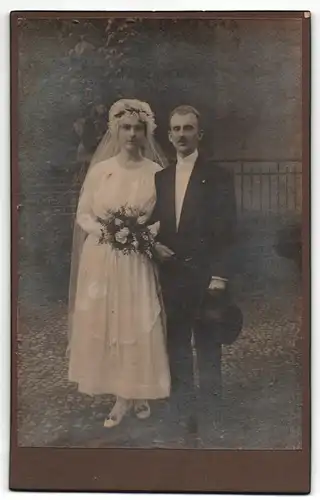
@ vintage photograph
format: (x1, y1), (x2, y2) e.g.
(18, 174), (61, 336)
(15, 13), (305, 451)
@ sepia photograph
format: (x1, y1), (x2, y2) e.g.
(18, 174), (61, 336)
(10, 9), (310, 492)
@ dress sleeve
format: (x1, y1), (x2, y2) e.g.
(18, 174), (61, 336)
(76, 166), (104, 237)
(144, 161), (162, 224)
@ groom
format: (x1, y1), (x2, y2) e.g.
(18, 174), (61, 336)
(153, 105), (237, 435)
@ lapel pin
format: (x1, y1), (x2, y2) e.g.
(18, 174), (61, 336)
(202, 179), (206, 184)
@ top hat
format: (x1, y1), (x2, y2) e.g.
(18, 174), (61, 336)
(198, 287), (243, 345)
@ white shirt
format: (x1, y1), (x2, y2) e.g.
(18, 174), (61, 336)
(175, 149), (199, 229)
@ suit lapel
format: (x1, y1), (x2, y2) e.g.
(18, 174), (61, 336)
(178, 156), (206, 233)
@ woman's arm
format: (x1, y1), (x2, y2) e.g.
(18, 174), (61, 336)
(76, 171), (103, 237)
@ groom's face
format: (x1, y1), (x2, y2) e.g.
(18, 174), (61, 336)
(169, 112), (202, 157)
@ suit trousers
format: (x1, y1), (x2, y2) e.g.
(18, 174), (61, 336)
(160, 260), (222, 427)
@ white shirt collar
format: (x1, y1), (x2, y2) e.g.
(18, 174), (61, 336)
(176, 149), (199, 167)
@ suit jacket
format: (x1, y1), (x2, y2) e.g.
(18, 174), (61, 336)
(152, 154), (237, 293)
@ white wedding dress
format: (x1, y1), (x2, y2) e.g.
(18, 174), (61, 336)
(68, 156), (170, 399)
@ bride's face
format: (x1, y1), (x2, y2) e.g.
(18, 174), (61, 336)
(118, 115), (146, 153)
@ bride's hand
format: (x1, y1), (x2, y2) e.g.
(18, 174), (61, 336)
(147, 220), (160, 237)
(154, 242), (175, 261)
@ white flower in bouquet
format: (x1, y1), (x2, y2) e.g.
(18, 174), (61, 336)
(115, 227), (130, 243)
(132, 238), (139, 250)
(114, 218), (122, 226)
(115, 233), (127, 244)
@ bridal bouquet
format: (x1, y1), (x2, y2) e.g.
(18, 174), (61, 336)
(96, 206), (158, 259)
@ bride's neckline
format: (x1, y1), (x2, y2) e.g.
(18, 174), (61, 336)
(115, 155), (149, 172)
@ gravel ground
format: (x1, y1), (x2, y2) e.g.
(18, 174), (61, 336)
(16, 221), (303, 449)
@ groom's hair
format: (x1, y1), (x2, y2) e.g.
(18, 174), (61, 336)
(169, 105), (201, 125)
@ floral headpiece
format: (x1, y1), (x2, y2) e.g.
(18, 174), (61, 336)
(108, 99), (157, 135)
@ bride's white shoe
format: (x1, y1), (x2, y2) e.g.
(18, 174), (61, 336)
(103, 397), (132, 428)
(134, 400), (151, 420)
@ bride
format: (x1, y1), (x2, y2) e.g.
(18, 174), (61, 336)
(67, 99), (170, 427)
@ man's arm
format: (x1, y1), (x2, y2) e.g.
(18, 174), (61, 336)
(209, 167), (237, 284)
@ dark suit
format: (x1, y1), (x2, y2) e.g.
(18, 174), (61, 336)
(153, 154), (237, 426)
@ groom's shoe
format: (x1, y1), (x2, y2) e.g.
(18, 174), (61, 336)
(180, 414), (198, 447)
(181, 414), (198, 436)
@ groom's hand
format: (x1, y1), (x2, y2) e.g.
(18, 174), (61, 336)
(154, 242), (175, 261)
(209, 277), (228, 290)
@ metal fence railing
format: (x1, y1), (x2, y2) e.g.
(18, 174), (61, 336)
(20, 159), (303, 217)
(222, 160), (302, 214)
